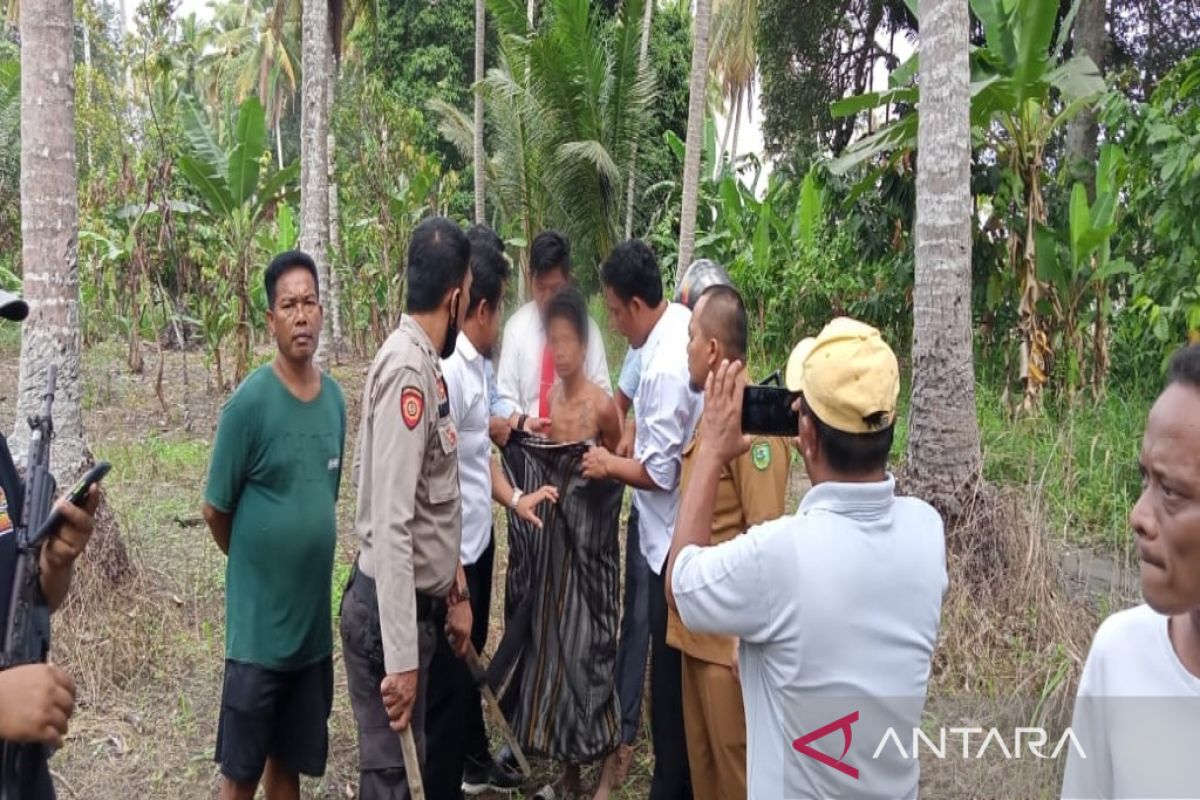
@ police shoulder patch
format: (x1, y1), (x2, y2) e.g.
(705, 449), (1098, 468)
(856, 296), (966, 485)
(751, 441), (772, 471)
(400, 387), (424, 430)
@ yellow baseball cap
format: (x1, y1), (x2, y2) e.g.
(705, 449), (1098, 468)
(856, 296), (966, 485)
(784, 317), (899, 434)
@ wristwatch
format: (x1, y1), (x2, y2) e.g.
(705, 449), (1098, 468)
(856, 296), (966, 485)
(450, 582), (471, 606)
(509, 489), (524, 510)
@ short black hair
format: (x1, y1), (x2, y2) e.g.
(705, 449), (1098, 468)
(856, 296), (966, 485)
(696, 285), (748, 361)
(406, 217), (471, 313)
(467, 242), (511, 315)
(265, 250), (319, 309)
(600, 240), (663, 307)
(543, 288), (589, 345)
(1168, 344), (1200, 390)
(799, 396), (894, 475)
(531, 230), (570, 279)
(467, 224), (505, 255)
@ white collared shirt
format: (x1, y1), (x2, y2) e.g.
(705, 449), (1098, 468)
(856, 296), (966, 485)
(496, 301), (612, 416)
(442, 332), (493, 565)
(632, 302), (702, 574)
(672, 477), (947, 799)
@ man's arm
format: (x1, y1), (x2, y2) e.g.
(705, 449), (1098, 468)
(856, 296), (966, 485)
(202, 504), (232, 555)
(202, 393), (252, 556)
(597, 395), (623, 453)
(586, 317), (613, 394)
(491, 459), (559, 528)
(732, 438), (789, 528)
(38, 486), (99, 611)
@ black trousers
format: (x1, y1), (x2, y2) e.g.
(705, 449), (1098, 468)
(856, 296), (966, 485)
(340, 566), (439, 800)
(425, 537), (496, 798)
(649, 556), (693, 800)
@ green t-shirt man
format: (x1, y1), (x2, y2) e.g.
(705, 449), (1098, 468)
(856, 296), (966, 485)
(204, 365), (346, 670)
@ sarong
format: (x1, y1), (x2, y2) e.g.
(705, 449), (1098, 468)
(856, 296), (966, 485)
(488, 432), (622, 763)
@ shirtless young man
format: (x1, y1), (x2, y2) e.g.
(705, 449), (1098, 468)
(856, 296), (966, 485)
(544, 290), (622, 451)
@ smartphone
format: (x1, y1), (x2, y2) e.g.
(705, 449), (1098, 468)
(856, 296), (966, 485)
(741, 386), (799, 437)
(32, 462), (111, 545)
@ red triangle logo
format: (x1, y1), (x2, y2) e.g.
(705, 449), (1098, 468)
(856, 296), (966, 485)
(792, 711), (860, 780)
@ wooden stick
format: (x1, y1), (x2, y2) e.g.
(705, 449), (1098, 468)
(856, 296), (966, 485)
(465, 643), (532, 776)
(398, 725), (425, 800)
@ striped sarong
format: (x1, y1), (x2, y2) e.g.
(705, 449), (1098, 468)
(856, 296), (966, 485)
(489, 433), (622, 763)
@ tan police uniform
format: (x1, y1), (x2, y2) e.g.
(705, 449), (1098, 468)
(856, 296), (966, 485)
(666, 421), (789, 800)
(340, 314), (462, 800)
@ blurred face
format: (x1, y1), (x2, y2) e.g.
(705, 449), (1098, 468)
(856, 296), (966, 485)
(546, 315), (586, 379)
(267, 267), (322, 363)
(1131, 383), (1200, 615)
(686, 295), (718, 393)
(532, 267), (569, 312)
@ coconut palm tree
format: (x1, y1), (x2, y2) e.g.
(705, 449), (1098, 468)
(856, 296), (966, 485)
(12, 0), (89, 476)
(299, 0), (331, 365)
(474, 0), (487, 224)
(907, 0), (981, 512)
(675, 0), (713, 276)
(709, 0), (756, 174)
(623, 0), (654, 238)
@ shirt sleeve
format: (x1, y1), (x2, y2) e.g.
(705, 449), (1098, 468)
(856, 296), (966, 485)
(497, 314), (523, 411)
(368, 365), (427, 674)
(203, 391), (254, 514)
(732, 438), (789, 527)
(586, 317), (613, 394)
(1060, 627), (1111, 800)
(618, 348), (641, 399)
(672, 525), (776, 642)
(486, 360), (516, 418)
(636, 370), (695, 492)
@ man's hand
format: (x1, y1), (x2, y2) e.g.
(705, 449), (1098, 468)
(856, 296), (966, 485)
(615, 421), (636, 458)
(0, 664), (76, 748)
(580, 447), (612, 481)
(489, 416), (513, 448)
(516, 485), (560, 529)
(380, 670), (419, 731)
(445, 600), (473, 659)
(700, 360), (752, 467)
(41, 485), (100, 572)
(523, 416), (552, 436)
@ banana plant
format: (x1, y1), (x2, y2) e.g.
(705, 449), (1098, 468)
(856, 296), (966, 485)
(1036, 144), (1130, 399)
(176, 93), (298, 385)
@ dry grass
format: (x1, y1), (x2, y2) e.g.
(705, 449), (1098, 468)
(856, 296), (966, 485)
(0, 332), (1128, 799)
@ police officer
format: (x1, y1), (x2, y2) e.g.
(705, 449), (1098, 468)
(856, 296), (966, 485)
(340, 219), (476, 799)
(0, 289), (99, 799)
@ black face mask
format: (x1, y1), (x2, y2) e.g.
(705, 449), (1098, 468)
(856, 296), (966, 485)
(441, 294), (460, 360)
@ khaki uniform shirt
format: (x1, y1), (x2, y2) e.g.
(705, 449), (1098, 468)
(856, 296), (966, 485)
(666, 421), (789, 666)
(354, 316), (462, 674)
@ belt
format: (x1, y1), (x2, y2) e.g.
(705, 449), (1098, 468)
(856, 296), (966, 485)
(350, 559), (445, 622)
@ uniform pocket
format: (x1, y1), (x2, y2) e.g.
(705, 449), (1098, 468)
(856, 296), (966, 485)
(427, 422), (460, 505)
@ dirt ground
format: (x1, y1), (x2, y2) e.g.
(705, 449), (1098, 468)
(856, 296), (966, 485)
(0, 331), (1127, 799)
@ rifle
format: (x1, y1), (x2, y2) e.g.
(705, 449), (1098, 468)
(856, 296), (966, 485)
(0, 365), (57, 800)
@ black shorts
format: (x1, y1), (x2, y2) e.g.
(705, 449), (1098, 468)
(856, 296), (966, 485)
(214, 657), (334, 784)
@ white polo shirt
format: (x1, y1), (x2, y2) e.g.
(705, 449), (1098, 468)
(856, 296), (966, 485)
(1062, 604), (1200, 799)
(672, 477), (947, 799)
(633, 302), (702, 575)
(442, 332), (493, 565)
(496, 300), (612, 416)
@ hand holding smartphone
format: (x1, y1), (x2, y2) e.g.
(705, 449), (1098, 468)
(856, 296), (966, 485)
(741, 385), (799, 437)
(32, 462), (110, 546)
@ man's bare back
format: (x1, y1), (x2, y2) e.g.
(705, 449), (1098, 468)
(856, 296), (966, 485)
(548, 379), (621, 451)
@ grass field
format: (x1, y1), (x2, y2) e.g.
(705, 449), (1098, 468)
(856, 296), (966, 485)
(0, 325), (1148, 798)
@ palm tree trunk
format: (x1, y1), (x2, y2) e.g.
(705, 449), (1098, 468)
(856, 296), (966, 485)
(624, 0), (655, 239)
(716, 93), (735, 179)
(276, 122), (285, 170)
(728, 89), (742, 166)
(1065, 0), (1106, 199)
(906, 0), (981, 515)
(300, 0), (331, 368)
(676, 0), (713, 278)
(327, 67), (344, 360)
(473, 0), (486, 224)
(12, 0), (89, 478)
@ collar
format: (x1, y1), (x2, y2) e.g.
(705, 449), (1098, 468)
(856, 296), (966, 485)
(400, 314), (437, 360)
(798, 474), (896, 520)
(641, 302), (683, 363)
(456, 331), (482, 363)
